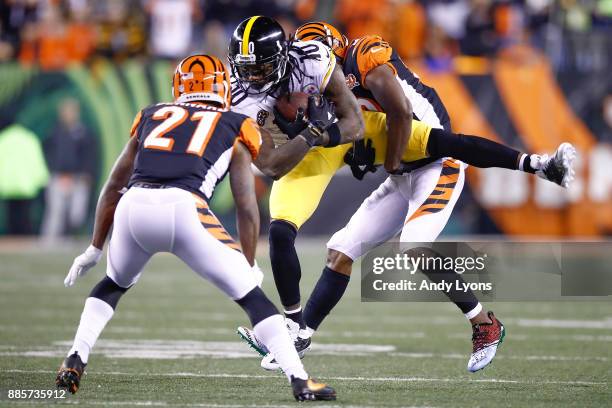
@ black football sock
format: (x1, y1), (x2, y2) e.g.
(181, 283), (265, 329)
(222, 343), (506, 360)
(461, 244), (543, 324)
(427, 128), (523, 170)
(269, 220), (303, 318)
(303, 267), (350, 331)
(89, 276), (130, 310)
(409, 248), (479, 315)
(235, 287), (279, 327)
(284, 307), (305, 329)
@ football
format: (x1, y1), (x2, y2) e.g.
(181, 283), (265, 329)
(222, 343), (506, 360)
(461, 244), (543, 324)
(275, 92), (310, 121)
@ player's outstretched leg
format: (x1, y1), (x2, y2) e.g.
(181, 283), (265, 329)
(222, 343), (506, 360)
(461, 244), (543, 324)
(235, 286), (336, 401)
(56, 276), (129, 394)
(427, 129), (577, 188)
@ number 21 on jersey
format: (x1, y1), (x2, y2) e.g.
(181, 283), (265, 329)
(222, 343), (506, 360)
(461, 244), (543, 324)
(143, 106), (220, 157)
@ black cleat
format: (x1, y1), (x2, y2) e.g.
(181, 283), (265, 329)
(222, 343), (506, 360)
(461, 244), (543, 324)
(291, 376), (336, 401)
(56, 352), (86, 394)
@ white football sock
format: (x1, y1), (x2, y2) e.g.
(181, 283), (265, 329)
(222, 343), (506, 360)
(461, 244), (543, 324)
(254, 314), (308, 381)
(68, 297), (114, 363)
(464, 302), (483, 320)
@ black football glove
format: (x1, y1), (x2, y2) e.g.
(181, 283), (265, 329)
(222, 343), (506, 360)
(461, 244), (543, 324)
(273, 106), (308, 140)
(305, 95), (337, 135)
(273, 95), (338, 147)
(344, 139), (377, 180)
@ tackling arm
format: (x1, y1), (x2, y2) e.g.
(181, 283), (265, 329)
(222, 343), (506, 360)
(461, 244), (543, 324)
(253, 127), (310, 180)
(323, 64), (364, 144)
(91, 136), (138, 249)
(230, 142), (260, 266)
(365, 64), (412, 173)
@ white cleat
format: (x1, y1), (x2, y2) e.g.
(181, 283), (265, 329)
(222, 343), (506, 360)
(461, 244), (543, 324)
(260, 319), (312, 371)
(236, 326), (268, 357)
(535, 142), (577, 188)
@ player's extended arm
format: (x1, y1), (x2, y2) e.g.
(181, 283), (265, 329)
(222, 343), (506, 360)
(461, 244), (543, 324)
(365, 64), (413, 173)
(64, 132), (138, 287)
(253, 127), (310, 180)
(230, 141), (260, 266)
(91, 136), (138, 249)
(323, 64), (364, 144)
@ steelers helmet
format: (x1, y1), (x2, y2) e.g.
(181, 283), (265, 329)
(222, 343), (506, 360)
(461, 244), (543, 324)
(228, 16), (289, 94)
(295, 21), (348, 60)
(172, 54), (231, 108)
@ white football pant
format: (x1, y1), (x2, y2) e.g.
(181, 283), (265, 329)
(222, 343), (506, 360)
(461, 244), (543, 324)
(106, 187), (257, 299)
(327, 159), (466, 260)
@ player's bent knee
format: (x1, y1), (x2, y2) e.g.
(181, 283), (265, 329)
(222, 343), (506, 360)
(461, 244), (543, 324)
(326, 249), (353, 276)
(269, 219), (298, 247)
(235, 286), (279, 327)
(89, 276), (131, 310)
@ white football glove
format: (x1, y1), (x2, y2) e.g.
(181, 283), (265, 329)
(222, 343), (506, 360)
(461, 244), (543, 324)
(64, 245), (103, 287)
(251, 261), (264, 287)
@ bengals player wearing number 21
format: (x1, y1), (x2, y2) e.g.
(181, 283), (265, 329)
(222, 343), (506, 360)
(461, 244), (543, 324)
(55, 54), (336, 402)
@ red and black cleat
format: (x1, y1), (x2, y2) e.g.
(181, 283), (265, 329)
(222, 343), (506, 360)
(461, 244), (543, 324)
(56, 352), (87, 394)
(468, 311), (506, 372)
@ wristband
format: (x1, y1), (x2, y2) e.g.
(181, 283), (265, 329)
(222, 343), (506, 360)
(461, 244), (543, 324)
(324, 122), (341, 148)
(297, 134), (315, 147)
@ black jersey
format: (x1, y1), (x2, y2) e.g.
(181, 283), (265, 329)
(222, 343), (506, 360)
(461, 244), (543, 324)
(128, 102), (261, 201)
(343, 35), (451, 131)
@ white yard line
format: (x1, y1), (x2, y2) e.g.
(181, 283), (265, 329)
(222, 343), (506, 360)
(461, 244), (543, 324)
(512, 318), (612, 329)
(1, 369), (606, 386)
(389, 352), (609, 362)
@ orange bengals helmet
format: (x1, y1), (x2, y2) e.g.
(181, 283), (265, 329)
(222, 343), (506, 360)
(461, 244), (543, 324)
(172, 54), (231, 108)
(295, 21), (348, 60)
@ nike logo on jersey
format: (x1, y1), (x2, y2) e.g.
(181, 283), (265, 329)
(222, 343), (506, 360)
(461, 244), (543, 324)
(370, 47), (385, 53)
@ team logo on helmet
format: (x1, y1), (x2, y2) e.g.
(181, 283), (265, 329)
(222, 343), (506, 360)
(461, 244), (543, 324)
(172, 54), (231, 109)
(228, 16), (289, 95)
(295, 21), (348, 60)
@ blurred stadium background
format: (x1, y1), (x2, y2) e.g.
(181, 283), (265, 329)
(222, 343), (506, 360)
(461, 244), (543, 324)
(0, 1), (611, 406)
(0, 0), (610, 239)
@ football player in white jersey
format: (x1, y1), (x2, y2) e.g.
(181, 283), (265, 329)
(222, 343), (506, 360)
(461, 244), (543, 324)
(227, 15), (364, 355)
(228, 16), (363, 149)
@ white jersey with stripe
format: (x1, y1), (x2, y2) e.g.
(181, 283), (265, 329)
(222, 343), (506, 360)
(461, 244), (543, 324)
(230, 40), (336, 145)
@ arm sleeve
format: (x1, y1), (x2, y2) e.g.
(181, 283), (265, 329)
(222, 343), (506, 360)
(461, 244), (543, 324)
(355, 35), (397, 89)
(238, 117), (262, 160)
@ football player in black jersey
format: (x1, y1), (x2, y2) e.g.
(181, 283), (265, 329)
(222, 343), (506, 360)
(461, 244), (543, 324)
(56, 54), (335, 401)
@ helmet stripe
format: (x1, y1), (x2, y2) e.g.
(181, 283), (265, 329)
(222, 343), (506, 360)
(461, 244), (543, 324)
(241, 16), (261, 56)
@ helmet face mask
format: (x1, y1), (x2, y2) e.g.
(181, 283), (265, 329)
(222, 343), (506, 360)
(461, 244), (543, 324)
(229, 16), (289, 94)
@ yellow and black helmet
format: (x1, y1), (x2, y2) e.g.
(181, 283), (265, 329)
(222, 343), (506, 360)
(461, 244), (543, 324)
(228, 16), (289, 94)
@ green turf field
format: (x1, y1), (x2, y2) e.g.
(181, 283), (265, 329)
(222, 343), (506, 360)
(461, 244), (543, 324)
(0, 242), (610, 407)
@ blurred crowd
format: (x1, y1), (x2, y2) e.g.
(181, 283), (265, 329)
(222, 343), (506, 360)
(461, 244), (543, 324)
(0, 0), (610, 238)
(0, 0), (610, 71)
